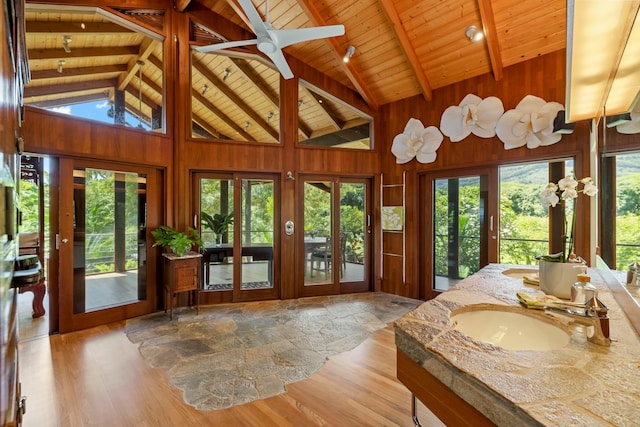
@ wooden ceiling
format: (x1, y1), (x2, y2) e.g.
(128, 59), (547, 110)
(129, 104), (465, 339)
(23, 0), (568, 142)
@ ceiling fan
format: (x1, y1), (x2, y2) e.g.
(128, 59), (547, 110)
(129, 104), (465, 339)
(195, 0), (345, 79)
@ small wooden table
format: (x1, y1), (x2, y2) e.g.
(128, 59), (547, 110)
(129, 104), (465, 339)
(12, 255), (46, 318)
(163, 252), (202, 320)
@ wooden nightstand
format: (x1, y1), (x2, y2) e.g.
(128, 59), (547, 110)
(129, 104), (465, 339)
(162, 252), (202, 320)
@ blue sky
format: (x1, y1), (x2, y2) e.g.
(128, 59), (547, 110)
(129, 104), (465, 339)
(49, 100), (150, 130)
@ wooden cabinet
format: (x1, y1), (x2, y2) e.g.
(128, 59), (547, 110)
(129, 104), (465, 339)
(162, 253), (202, 320)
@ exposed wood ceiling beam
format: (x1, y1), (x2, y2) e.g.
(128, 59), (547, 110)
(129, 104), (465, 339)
(24, 78), (117, 98)
(303, 86), (343, 130)
(174, 0), (192, 13)
(192, 114), (222, 139)
(477, 0), (503, 81)
(30, 64), (127, 80)
(27, 46), (139, 60)
(193, 58), (279, 142)
(378, 0), (433, 102)
(229, 57), (311, 139)
(118, 39), (157, 91)
(192, 89), (253, 141)
(28, 92), (110, 109)
(26, 21), (133, 34)
(224, 0), (253, 32)
(296, 0), (378, 109)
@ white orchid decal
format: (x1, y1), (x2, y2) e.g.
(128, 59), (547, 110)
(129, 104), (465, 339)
(391, 118), (443, 164)
(495, 95), (564, 149)
(439, 94), (504, 142)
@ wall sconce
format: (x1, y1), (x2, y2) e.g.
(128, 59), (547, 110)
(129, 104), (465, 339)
(343, 45), (356, 63)
(62, 35), (72, 53)
(57, 59), (65, 73)
(201, 84), (209, 96)
(222, 68), (231, 82)
(465, 26), (484, 42)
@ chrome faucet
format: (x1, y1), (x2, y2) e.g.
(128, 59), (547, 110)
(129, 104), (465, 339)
(546, 299), (610, 346)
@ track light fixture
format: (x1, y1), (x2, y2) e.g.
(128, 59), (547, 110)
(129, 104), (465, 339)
(343, 45), (356, 63)
(62, 35), (72, 53)
(222, 68), (231, 82)
(201, 84), (209, 96)
(57, 59), (65, 73)
(465, 25), (484, 42)
(267, 111), (274, 122)
(244, 121), (250, 131)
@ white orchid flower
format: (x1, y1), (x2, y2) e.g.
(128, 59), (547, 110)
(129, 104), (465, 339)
(391, 118), (443, 164)
(558, 175), (578, 191)
(496, 95), (564, 149)
(415, 126), (444, 163)
(440, 94), (504, 142)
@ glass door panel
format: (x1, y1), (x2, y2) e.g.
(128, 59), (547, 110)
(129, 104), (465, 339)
(199, 176), (234, 291)
(73, 168), (147, 313)
(433, 175), (488, 292)
(303, 180), (334, 286)
(59, 158), (159, 333)
(197, 173), (278, 299)
(340, 182), (366, 283)
(240, 179), (274, 290)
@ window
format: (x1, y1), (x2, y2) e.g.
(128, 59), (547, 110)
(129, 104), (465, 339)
(498, 160), (574, 265)
(298, 81), (372, 149)
(24, 5), (166, 132)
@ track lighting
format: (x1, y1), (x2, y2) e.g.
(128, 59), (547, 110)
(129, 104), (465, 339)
(244, 121), (250, 131)
(62, 35), (72, 53)
(343, 45), (355, 63)
(465, 26), (484, 42)
(267, 111), (274, 122)
(222, 68), (231, 82)
(201, 84), (209, 96)
(57, 59), (65, 73)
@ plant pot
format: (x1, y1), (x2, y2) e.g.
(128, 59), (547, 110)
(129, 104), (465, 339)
(538, 259), (587, 299)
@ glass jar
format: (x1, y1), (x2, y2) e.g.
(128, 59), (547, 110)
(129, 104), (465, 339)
(571, 273), (591, 304)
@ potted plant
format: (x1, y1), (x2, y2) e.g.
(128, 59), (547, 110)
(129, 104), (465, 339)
(201, 211), (234, 245)
(151, 225), (203, 257)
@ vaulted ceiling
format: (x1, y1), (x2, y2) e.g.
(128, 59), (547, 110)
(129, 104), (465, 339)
(22, 0), (568, 142)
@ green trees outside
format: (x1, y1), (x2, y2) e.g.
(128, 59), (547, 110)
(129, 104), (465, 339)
(18, 161), (640, 276)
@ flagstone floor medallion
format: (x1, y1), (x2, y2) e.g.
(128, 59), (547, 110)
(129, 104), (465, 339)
(125, 292), (420, 411)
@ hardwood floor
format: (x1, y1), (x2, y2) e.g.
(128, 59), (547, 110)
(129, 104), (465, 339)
(19, 321), (445, 426)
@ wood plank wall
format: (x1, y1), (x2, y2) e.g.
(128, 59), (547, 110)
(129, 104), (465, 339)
(378, 49), (595, 298)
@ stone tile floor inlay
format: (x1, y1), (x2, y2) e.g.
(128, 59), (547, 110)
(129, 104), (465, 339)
(125, 292), (420, 411)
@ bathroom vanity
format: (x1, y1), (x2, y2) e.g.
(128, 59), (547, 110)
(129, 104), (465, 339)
(395, 264), (640, 426)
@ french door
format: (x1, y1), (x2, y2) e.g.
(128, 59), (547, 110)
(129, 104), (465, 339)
(194, 172), (279, 302)
(422, 169), (497, 300)
(58, 158), (162, 333)
(298, 175), (372, 297)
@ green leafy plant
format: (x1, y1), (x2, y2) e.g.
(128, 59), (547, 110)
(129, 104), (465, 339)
(151, 225), (203, 256)
(201, 211), (234, 236)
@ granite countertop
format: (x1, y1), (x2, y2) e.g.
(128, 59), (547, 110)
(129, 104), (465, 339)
(395, 264), (640, 426)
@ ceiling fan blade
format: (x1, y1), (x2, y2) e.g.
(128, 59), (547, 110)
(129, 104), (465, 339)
(195, 39), (258, 53)
(272, 25), (345, 49)
(238, 0), (269, 36)
(264, 48), (294, 79)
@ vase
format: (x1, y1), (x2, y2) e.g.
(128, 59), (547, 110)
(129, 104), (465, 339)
(538, 259), (587, 299)
(214, 233), (223, 246)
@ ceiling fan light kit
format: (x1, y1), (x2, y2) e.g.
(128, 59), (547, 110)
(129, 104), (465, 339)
(195, 0), (345, 79)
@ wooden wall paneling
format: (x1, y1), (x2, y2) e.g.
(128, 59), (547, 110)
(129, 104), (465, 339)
(22, 107), (172, 166)
(378, 49), (593, 299)
(280, 76), (298, 299)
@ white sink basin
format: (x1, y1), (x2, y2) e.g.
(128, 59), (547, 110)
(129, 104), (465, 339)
(451, 308), (569, 351)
